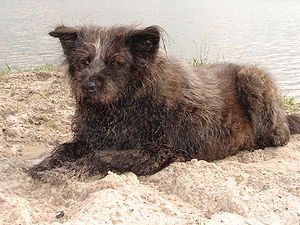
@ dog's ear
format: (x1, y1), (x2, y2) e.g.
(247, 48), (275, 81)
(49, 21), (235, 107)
(127, 26), (161, 61)
(49, 25), (78, 56)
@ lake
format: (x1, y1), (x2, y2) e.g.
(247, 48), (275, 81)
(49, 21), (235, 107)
(1, 0), (300, 99)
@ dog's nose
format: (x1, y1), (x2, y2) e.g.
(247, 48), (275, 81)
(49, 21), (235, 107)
(82, 81), (96, 93)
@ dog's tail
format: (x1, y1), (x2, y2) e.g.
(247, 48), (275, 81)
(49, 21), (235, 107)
(287, 114), (300, 134)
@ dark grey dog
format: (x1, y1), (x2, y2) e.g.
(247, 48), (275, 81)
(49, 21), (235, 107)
(28, 25), (300, 180)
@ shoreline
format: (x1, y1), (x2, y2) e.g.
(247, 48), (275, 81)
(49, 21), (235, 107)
(1, 65), (299, 113)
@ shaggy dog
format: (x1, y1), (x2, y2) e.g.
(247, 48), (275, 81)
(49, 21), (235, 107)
(28, 25), (300, 179)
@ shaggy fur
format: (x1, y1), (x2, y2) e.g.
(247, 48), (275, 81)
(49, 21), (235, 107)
(28, 24), (300, 180)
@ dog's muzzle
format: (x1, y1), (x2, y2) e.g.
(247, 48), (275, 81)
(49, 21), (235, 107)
(82, 81), (97, 94)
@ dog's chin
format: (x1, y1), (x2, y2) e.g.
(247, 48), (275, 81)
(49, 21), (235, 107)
(78, 92), (116, 106)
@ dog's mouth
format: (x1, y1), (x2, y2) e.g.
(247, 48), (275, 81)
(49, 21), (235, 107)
(78, 95), (96, 106)
(76, 80), (119, 105)
(79, 89), (113, 105)
(78, 81), (100, 103)
(76, 87), (98, 104)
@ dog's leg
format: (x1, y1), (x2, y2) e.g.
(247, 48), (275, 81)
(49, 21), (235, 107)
(287, 114), (300, 134)
(26, 141), (89, 179)
(236, 66), (290, 148)
(78, 148), (183, 176)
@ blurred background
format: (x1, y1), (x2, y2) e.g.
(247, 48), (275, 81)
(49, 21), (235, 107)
(1, 0), (299, 99)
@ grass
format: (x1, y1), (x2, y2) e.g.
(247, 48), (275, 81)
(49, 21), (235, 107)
(44, 120), (55, 127)
(0, 64), (21, 75)
(192, 58), (207, 66)
(191, 47), (210, 66)
(192, 36), (212, 67)
(282, 95), (300, 115)
(195, 219), (207, 225)
(38, 91), (50, 99)
(0, 63), (58, 75)
(34, 64), (57, 71)
(12, 104), (23, 111)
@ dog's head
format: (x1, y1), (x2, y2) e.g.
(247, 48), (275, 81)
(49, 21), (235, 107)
(50, 25), (161, 105)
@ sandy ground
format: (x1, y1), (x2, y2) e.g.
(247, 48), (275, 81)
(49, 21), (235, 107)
(0, 69), (299, 225)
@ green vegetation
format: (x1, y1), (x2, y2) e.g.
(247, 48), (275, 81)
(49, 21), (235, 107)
(38, 92), (50, 99)
(44, 120), (55, 127)
(195, 219), (207, 225)
(282, 95), (300, 115)
(0, 64), (21, 74)
(0, 63), (57, 75)
(12, 104), (23, 111)
(34, 64), (57, 71)
(192, 58), (207, 66)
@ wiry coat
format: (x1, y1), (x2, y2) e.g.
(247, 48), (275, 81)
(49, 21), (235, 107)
(28, 25), (300, 179)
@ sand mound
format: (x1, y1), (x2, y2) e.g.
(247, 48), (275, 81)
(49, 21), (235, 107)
(0, 70), (299, 224)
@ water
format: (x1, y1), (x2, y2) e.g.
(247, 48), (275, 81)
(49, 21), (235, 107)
(1, 0), (300, 99)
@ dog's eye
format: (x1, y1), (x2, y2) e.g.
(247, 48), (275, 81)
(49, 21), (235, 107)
(110, 61), (120, 67)
(81, 57), (91, 66)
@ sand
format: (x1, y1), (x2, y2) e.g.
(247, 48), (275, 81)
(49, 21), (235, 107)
(0, 70), (299, 225)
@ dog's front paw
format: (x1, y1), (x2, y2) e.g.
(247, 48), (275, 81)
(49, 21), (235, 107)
(25, 163), (50, 180)
(25, 165), (73, 183)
